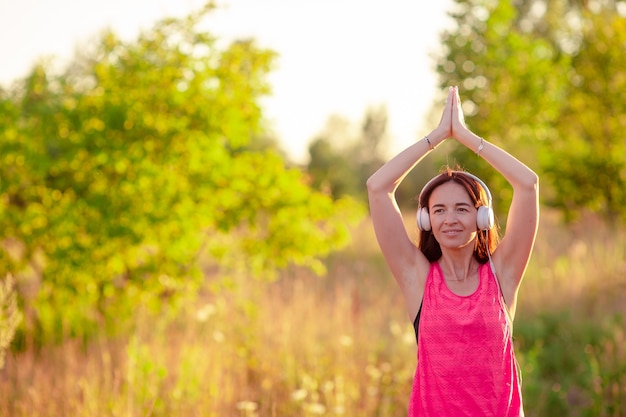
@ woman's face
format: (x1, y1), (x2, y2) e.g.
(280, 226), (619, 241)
(428, 181), (478, 250)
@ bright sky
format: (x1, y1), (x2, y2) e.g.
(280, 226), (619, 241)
(0, 0), (454, 163)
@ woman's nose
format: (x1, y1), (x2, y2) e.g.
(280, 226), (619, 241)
(443, 210), (459, 224)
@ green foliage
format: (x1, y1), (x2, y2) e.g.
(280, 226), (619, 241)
(541, 9), (626, 223)
(437, 0), (626, 224)
(0, 7), (363, 345)
(307, 106), (399, 203)
(308, 135), (359, 199)
(2, 215), (626, 416)
(516, 311), (626, 416)
(437, 0), (567, 219)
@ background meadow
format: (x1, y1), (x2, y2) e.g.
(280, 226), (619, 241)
(1, 1), (625, 416)
(2, 212), (625, 416)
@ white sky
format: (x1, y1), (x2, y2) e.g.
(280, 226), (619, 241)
(0, 0), (454, 163)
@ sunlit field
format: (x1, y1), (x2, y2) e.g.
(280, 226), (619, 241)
(1, 210), (625, 417)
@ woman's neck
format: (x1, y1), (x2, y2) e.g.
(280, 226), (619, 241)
(439, 247), (477, 282)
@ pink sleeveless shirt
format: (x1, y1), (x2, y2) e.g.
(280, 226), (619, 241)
(408, 262), (523, 417)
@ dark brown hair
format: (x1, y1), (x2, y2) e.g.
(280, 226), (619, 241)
(417, 169), (500, 263)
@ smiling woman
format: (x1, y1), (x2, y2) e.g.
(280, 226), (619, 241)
(366, 85), (539, 416)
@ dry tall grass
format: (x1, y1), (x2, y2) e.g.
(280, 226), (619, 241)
(1, 210), (624, 416)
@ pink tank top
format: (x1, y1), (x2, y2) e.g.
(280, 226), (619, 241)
(408, 262), (523, 417)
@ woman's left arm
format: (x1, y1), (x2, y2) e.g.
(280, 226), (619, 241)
(451, 86), (539, 297)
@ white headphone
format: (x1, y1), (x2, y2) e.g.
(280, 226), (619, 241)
(416, 172), (494, 232)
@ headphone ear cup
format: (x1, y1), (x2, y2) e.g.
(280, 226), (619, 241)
(417, 207), (431, 231)
(477, 206), (494, 230)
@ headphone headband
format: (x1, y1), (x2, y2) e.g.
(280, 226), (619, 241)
(418, 171), (492, 208)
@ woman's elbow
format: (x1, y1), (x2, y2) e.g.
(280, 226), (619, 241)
(366, 174), (382, 193)
(528, 172), (539, 191)
(519, 170), (539, 191)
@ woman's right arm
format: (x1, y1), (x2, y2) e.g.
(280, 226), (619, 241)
(366, 87), (453, 315)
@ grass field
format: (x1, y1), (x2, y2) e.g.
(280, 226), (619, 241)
(1, 210), (625, 416)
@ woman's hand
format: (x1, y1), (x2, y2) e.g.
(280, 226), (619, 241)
(451, 85), (469, 137)
(434, 86), (455, 139)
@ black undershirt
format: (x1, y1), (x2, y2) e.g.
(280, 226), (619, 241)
(412, 302), (423, 342)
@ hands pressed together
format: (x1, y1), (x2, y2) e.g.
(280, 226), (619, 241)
(435, 85), (469, 142)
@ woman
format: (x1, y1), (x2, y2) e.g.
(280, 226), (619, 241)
(366, 86), (539, 416)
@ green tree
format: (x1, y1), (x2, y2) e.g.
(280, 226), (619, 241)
(307, 106), (391, 202)
(436, 0), (626, 224)
(307, 115), (360, 199)
(0, 6), (362, 344)
(436, 0), (569, 220)
(541, 9), (626, 223)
